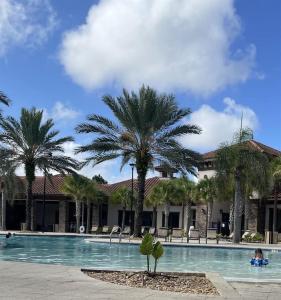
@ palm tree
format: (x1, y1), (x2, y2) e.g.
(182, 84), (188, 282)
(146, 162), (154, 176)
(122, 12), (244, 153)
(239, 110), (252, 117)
(0, 91), (11, 106)
(0, 158), (22, 230)
(75, 86), (201, 236)
(271, 157), (281, 236)
(111, 187), (132, 230)
(196, 175), (217, 228)
(216, 128), (270, 243)
(175, 177), (196, 232)
(61, 175), (87, 233)
(146, 182), (167, 229)
(0, 108), (78, 231)
(81, 179), (103, 233)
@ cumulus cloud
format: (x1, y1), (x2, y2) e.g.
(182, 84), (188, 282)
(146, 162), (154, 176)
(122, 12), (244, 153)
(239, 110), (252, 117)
(0, 0), (57, 56)
(60, 0), (256, 96)
(180, 98), (258, 152)
(43, 101), (80, 122)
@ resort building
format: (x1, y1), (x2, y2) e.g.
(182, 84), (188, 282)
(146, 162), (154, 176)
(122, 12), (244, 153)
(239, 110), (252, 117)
(1, 140), (281, 237)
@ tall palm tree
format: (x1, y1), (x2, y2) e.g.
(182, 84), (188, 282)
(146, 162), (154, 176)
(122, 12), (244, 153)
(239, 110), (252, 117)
(61, 175), (87, 233)
(175, 177), (196, 231)
(0, 91), (11, 106)
(75, 86), (201, 236)
(271, 157), (281, 235)
(216, 128), (270, 243)
(0, 108), (78, 231)
(111, 187), (132, 230)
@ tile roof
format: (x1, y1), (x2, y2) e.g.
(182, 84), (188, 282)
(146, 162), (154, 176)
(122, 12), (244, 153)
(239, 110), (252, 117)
(15, 175), (163, 198)
(202, 140), (281, 160)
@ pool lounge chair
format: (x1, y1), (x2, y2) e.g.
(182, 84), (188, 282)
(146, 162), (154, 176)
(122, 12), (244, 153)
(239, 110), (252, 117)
(170, 228), (184, 242)
(149, 227), (156, 236)
(188, 229), (200, 243)
(120, 226), (131, 241)
(157, 227), (169, 241)
(206, 228), (219, 244)
(226, 232), (233, 241)
(141, 226), (148, 235)
(241, 230), (252, 241)
(91, 225), (99, 234)
(101, 226), (111, 234)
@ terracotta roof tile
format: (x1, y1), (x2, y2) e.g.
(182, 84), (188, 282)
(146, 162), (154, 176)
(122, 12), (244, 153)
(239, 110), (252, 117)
(202, 140), (281, 160)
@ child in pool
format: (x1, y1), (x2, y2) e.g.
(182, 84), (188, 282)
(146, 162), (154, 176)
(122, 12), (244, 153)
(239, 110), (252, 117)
(250, 248), (268, 266)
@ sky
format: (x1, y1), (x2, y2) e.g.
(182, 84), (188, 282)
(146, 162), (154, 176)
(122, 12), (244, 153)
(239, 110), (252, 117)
(0, 0), (280, 183)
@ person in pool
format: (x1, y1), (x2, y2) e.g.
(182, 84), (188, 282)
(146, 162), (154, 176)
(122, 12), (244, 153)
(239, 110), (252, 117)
(250, 248), (268, 266)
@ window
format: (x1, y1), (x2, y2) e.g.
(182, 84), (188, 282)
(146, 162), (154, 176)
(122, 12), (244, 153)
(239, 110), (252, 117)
(162, 212), (179, 228)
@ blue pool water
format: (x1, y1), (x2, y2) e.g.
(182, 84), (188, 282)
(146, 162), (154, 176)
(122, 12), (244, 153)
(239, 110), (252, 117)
(0, 235), (281, 281)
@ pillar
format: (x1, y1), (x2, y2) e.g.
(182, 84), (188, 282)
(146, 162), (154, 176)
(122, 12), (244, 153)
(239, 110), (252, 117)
(59, 200), (69, 232)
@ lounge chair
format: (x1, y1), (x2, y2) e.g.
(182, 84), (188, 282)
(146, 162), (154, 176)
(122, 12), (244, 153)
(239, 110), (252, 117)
(101, 226), (111, 234)
(188, 229), (200, 243)
(90, 225), (99, 234)
(141, 226), (148, 235)
(157, 227), (169, 241)
(242, 230), (252, 242)
(149, 227), (156, 236)
(206, 228), (219, 244)
(120, 226), (131, 241)
(226, 232), (233, 241)
(109, 225), (121, 243)
(170, 228), (183, 242)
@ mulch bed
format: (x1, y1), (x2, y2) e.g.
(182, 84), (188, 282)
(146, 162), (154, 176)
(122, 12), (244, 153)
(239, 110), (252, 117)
(85, 270), (219, 295)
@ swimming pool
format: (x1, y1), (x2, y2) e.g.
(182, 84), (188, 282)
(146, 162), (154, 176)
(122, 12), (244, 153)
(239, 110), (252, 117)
(0, 235), (280, 282)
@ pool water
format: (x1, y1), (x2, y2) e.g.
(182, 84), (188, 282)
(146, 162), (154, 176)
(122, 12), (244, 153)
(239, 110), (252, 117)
(0, 236), (280, 281)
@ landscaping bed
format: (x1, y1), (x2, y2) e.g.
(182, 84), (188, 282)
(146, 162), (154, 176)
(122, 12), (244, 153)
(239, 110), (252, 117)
(84, 270), (219, 295)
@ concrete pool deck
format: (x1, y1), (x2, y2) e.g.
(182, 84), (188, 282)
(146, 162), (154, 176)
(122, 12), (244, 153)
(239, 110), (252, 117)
(0, 260), (281, 299)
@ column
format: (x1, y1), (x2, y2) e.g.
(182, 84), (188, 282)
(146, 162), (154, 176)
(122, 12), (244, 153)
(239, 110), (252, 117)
(59, 200), (69, 232)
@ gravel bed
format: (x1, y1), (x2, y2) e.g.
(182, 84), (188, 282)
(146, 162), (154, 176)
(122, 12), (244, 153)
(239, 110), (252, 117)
(85, 271), (219, 295)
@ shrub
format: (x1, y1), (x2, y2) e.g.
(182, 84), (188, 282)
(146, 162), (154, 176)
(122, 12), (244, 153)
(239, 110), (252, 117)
(139, 233), (164, 273)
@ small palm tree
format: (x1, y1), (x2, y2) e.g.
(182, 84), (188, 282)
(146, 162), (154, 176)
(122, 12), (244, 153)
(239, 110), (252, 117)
(196, 175), (217, 228)
(61, 174), (87, 233)
(76, 86), (201, 236)
(174, 177), (196, 231)
(0, 158), (23, 230)
(0, 108), (78, 231)
(111, 187), (132, 230)
(271, 157), (281, 234)
(0, 91), (11, 106)
(216, 128), (270, 243)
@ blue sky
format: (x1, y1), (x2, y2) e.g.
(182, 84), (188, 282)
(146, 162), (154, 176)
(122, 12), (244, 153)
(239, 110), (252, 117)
(0, 0), (280, 182)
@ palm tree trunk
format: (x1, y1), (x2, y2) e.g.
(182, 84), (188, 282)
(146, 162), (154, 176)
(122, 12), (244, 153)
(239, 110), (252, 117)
(208, 200), (213, 227)
(26, 180), (32, 231)
(273, 186), (278, 234)
(164, 203), (170, 228)
(244, 196), (250, 231)
(229, 199), (234, 233)
(152, 206), (157, 228)
(134, 169), (146, 237)
(86, 199), (91, 234)
(233, 169), (242, 243)
(122, 206), (126, 230)
(1, 191), (6, 231)
(186, 199), (192, 232)
(76, 200), (81, 233)
(181, 202), (185, 229)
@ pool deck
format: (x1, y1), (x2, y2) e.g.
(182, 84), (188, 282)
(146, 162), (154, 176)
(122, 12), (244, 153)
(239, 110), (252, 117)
(0, 260), (281, 300)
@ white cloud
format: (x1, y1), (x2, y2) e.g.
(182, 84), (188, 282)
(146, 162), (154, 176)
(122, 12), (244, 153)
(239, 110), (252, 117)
(181, 97), (258, 152)
(60, 0), (256, 96)
(0, 0), (57, 56)
(43, 101), (80, 122)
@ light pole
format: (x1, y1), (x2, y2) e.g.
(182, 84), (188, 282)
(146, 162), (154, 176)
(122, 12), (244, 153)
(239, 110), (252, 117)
(129, 163), (135, 235)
